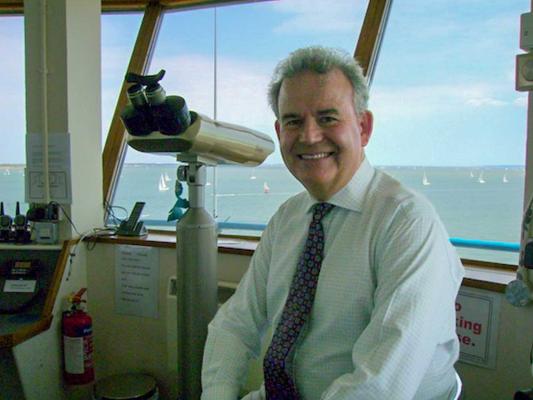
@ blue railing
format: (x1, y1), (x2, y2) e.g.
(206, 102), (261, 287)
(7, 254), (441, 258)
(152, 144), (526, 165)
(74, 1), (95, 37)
(142, 219), (520, 253)
(449, 237), (519, 252)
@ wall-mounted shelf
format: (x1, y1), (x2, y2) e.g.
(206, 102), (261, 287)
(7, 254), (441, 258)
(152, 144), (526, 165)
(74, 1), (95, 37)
(0, 243), (63, 251)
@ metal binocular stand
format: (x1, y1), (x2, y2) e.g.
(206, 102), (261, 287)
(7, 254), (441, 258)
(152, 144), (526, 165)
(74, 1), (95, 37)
(175, 157), (218, 400)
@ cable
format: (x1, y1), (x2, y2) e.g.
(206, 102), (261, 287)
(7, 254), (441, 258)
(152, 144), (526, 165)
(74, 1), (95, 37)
(48, 201), (81, 236)
(104, 200), (128, 227)
(65, 226), (118, 281)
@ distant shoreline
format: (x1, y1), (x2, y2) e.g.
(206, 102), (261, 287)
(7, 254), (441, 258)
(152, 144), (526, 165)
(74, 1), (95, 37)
(0, 163), (525, 169)
(0, 165), (24, 170)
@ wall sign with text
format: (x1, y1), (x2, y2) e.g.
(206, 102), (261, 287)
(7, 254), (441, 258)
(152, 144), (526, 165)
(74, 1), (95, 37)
(456, 287), (501, 369)
(115, 245), (160, 319)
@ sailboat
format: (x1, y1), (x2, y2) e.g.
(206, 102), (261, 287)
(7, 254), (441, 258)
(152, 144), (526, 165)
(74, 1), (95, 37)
(478, 171), (486, 184)
(158, 173), (169, 191)
(164, 172), (171, 182)
(250, 169), (257, 180)
(422, 171), (430, 186)
(469, 170), (475, 178)
(503, 174), (509, 183)
(263, 182), (270, 194)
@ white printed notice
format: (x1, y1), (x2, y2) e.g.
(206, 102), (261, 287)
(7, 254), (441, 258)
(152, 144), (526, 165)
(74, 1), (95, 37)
(25, 133), (72, 203)
(115, 245), (159, 318)
(456, 287), (501, 369)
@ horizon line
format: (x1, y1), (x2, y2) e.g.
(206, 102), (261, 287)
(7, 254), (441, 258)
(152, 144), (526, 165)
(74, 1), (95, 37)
(0, 163), (526, 168)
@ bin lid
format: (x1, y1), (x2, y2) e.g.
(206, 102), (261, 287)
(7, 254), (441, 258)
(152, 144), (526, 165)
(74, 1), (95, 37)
(93, 373), (158, 400)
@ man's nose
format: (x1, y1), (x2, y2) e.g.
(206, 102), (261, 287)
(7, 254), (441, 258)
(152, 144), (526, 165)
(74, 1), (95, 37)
(299, 119), (323, 144)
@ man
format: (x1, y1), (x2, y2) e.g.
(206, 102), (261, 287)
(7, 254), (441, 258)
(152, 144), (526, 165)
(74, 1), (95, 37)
(202, 46), (464, 400)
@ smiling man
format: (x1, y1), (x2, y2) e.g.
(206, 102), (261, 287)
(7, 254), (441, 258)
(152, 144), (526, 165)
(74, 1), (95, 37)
(274, 67), (372, 201)
(202, 46), (464, 400)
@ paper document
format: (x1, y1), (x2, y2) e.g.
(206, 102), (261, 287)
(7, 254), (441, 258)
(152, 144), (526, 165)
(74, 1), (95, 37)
(25, 133), (72, 203)
(115, 245), (160, 318)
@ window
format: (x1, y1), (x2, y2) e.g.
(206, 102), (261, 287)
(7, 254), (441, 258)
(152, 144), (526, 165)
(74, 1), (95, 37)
(111, 0), (368, 227)
(108, 0), (524, 265)
(368, 0), (528, 264)
(101, 12), (144, 221)
(101, 13), (143, 144)
(0, 16), (27, 215)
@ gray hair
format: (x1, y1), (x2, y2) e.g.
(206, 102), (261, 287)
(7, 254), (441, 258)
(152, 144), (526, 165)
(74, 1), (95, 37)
(268, 46), (369, 118)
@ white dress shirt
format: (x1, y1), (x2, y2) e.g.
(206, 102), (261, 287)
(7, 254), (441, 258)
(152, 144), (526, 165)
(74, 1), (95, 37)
(202, 158), (465, 400)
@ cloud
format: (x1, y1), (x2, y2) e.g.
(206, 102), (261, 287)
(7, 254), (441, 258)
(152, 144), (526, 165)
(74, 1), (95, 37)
(466, 97), (505, 107)
(101, 45), (133, 81)
(514, 96), (528, 107)
(271, 0), (367, 34)
(370, 82), (511, 122)
(151, 53), (276, 132)
(0, 33), (25, 95)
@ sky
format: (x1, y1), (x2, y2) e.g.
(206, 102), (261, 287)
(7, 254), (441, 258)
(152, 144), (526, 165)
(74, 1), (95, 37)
(0, 0), (529, 166)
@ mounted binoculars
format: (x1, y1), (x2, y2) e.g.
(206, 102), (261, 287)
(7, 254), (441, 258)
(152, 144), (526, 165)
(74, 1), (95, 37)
(120, 70), (274, 166)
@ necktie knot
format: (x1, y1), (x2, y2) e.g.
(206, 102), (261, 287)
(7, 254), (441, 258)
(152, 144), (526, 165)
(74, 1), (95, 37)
(312, 203), (334, 222)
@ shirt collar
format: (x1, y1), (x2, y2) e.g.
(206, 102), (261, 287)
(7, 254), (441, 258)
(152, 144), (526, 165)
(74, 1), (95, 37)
(303, 157), (375, 214)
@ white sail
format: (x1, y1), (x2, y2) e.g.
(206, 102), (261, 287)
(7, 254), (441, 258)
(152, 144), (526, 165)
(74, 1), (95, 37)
(478, 172), (485, 184)
(164, 172), (171, 182)
(422, 171), (430, 186)
(263, 182), (270, 193)
(159, 174), (169, 191)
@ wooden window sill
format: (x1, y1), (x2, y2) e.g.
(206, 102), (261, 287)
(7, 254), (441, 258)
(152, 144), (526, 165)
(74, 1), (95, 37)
(93, 231), (518, 293)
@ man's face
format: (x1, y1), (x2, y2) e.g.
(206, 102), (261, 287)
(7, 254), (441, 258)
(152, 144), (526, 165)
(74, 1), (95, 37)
(275, 68), (373, 201)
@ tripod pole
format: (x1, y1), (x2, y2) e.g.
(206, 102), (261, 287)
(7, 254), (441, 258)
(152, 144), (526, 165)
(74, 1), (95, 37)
(176, 162), (218, 400)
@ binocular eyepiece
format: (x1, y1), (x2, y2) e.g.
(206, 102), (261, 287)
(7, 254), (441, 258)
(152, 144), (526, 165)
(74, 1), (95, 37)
(121, 69), (192, 136)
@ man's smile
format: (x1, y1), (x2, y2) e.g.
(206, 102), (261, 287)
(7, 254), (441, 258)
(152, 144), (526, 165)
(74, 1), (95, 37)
(298, 151), (335, 160)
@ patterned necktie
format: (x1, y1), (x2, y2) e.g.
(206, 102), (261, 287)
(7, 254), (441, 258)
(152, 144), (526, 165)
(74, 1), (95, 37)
(263, 202), (335, 400)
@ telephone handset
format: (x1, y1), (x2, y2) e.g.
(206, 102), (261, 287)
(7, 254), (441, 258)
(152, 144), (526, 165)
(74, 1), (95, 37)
(116, 202), (148, 236)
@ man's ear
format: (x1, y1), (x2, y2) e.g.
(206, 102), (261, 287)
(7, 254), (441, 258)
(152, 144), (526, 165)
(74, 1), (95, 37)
(360, 110), (373, 147)
(275, 120), (281, 140)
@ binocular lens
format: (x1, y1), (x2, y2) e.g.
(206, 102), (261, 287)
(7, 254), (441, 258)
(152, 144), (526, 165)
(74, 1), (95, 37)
(122, 80), (192, 136)
(127, 84), (148, 108)
(145, 84), (166, 106)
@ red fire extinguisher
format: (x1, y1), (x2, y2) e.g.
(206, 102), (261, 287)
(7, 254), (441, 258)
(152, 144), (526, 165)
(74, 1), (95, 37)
(62, 288), (95, 385)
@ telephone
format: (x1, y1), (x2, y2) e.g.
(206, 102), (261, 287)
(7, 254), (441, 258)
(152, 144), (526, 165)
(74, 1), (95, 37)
(116, 202), (148, 236)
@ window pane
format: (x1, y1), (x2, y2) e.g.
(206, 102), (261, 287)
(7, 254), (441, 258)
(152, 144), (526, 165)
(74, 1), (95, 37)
(112, 0), (368, 227)
(101, 12), (149, 220)
(112, 7), (214, 221)
(0, 16), (27, 214)
(215, 0), (368, 226)
(368, 0), (528, 264)
(101, 13), (143, 144)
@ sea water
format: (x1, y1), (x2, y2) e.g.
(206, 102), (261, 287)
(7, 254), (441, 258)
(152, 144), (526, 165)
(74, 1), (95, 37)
(0, 164), (524, 265)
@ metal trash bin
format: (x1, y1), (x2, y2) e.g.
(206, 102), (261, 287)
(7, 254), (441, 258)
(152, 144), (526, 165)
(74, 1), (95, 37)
(93, 373), (159, 400)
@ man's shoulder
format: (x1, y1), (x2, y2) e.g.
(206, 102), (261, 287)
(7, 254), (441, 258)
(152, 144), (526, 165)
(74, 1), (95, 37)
(260, 191), (309, 238)
(370, 169), (436, 218)
(274, 191), (309, 216)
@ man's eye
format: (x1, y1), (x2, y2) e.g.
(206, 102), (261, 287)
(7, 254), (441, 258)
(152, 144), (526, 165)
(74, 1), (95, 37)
(319, 116), (337, 124)
(285, 120), (301, 127)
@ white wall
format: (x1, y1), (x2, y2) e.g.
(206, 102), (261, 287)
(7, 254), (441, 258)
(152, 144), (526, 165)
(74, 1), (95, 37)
(86, 244), (253, 399)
